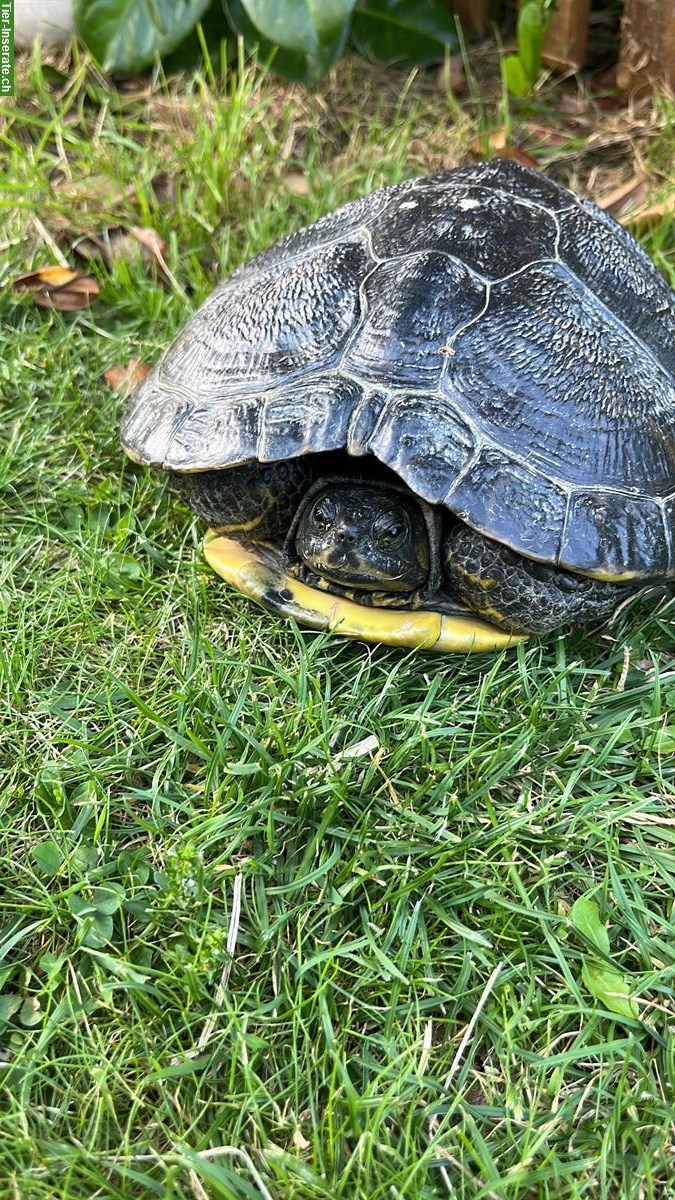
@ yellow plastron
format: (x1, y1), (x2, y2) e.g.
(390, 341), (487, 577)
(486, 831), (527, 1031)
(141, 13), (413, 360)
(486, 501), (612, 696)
(204, 532), (525, 653)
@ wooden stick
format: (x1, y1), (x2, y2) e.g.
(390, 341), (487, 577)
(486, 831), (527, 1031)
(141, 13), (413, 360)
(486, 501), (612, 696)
(448, 0), (491, 38)
(618, 0), (675, 96)
(543, 0), (591, 72)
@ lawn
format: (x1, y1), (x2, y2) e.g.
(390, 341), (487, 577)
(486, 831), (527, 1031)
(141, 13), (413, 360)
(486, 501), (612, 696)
(2, 47), (675, 1200)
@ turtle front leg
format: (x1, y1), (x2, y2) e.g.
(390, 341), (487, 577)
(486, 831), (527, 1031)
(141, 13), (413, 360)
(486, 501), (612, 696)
(443, 525), (638, 635)
(172, 459), (311, 539)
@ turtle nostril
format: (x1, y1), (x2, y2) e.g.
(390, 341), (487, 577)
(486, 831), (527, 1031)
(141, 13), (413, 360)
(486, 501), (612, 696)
(336, 526), (356, 545)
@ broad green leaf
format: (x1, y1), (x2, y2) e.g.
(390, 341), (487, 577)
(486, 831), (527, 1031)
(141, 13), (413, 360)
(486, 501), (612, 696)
(0, 994), (21, 1024)
(74, 0), (213, 73)
(39, 952), (67, 976)
(19, 997), (43, 1028)
(517, 1), (548, 83)
(31, 840), (64, 877)
(68, 895), (99, 919)
(350, 0), (459, 66)
(160, 0), (238, 74)
(239, 0), (355, 53)
(570, 895), (610, 956)
(80, 912), (114, 949)
(92, 885), (125, 916)
(582, 961), (639, 1021)
(503, 54), (531, 98)
(225, 0), (351, 81)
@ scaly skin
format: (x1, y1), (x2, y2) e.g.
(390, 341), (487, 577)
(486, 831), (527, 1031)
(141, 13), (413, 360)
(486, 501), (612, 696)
(173, 460), (311, 539)
(443, 525), (639, 635)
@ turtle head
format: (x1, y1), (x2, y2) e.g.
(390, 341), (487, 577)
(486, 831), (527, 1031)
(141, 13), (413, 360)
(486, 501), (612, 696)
(292, 479), (431, 593)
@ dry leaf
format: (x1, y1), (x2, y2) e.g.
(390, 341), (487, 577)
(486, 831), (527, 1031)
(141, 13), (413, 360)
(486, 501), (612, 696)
(470, 129), (540, 169)
(557, 91), (587, 114)
(469, 127), (507, 158)
(292, 1127), (311, 1152)
(73, 225), (169, 276)
(74, 228), (142, 266)
(508, 148), (540, 169)
(13, 265), (79, 290)
(282, 169), (310, 196)
(130, 226), (168, 261)
(13, 265), (99, 311)
(486, 127), (508, 153)
(104, 359), (152, 393)
(596, 176), (649, 217)
(523, 121), (570, 148)
(623, 193), (675, 230)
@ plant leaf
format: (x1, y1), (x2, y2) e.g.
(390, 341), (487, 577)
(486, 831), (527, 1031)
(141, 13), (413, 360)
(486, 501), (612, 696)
(74, 0), (213, 73)
(31, 840), (64, 877)
(0, 995), (21, 1024)
(104, 360), (152, 394)
(570, 895), (610, 956)
(92, 885), (125, 916)
(503, 53), (531, 98)
(19, 997), (43, 1028)
(351, 0), (459, 66)
(517, 1), (548, 83)
(225, 0), (350, 80)
(582, 960), (639, 1020)
(13, 266), (100, 311)
(238, 0), (355, 54)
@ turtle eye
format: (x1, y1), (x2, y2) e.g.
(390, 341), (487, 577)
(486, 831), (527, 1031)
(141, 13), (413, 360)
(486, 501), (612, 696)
(373, 510), (409, 549)
(312, 495), (336, 531)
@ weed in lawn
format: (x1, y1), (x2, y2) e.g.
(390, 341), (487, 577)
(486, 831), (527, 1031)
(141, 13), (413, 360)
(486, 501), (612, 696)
(1, 51), (675, 1200)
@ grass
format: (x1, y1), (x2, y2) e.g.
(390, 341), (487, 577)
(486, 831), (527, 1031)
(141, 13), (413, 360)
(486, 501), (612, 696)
(2, 45), (675, 1200)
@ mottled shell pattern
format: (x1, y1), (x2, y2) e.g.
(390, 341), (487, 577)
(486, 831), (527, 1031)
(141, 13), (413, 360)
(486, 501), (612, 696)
(120, 160), (675, 581)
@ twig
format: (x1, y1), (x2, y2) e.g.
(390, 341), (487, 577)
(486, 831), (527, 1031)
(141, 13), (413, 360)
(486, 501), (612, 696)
(30, 216), (69, 267)
(443, 962), (503, 1088)
(196, 873), (243, 1052)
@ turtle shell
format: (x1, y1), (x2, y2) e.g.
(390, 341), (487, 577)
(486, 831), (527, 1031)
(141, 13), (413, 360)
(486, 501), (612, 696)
(121, 159), (675, 581)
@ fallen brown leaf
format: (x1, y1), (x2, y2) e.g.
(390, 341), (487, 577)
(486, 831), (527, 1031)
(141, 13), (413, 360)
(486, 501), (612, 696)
(129, 226), (168, 261)
(13, 265), (100, 311)
(104, 359), (152, 393)
(75, 229), (139, 266)
(508, 148), (541, 169)
(622, 193), (675, 231)
(13, 265), (79, 290)
(523, 121), (570, 148)
(74, 225), (168, 269)
(557, 91), (587, 114)
(282, 169), (310, 197)
(470, 128), (540, 169)
(596, 176), (649, 217)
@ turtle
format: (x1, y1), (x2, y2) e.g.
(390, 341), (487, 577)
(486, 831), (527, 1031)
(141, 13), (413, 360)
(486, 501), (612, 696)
(120, 159), (675, 653)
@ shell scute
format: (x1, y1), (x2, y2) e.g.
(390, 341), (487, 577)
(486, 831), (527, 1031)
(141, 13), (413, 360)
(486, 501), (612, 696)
(445, 447), (568, 564)
(558, 201), (675, 378)
(446, 260), (675, 494)
(561, 491), (670, 578)
(372, 183), (558, 278)
(258, 377), (362, 462)
(343, 251), (486, 388)
(161, 239), (370, 399)
(426, 160), (576, 211)
(365, 393), (477, 502)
